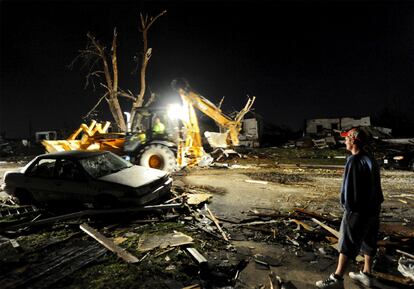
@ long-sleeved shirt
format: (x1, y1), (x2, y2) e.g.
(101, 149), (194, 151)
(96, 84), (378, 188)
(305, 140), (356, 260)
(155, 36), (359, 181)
(340, 150), (383, 215)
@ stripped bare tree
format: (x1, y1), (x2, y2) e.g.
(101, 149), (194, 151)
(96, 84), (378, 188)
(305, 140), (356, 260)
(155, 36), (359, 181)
(70, 10), (166, 132)
(130, 10), (167, 130)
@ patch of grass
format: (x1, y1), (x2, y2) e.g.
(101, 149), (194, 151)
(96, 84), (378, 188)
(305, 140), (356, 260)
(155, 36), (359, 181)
(16, 226), (78, 251)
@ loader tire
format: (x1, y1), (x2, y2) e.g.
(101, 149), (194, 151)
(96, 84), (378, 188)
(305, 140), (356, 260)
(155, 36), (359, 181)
(138, 144), (177, 172)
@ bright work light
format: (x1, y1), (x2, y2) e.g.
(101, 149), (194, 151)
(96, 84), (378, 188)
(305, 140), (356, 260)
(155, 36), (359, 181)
(167, 103), (187, 121)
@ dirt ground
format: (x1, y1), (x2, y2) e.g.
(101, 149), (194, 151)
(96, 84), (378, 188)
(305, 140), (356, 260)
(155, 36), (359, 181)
(178, 160), (414, 288)
(0, 148), (413, 289)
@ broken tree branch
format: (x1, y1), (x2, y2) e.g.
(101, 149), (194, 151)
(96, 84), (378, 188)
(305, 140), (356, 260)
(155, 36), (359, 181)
(118, 90), (136, 101)
(83, 92), (109, 119)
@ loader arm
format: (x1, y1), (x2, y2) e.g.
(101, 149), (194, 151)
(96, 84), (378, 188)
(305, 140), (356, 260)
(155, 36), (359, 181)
(172, 79), (255, 167)
(175, 86), (255, 146)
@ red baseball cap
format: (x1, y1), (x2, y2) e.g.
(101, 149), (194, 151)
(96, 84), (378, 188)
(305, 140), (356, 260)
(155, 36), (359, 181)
(340, 128), (357, 138)
(340, 127), (366, 143)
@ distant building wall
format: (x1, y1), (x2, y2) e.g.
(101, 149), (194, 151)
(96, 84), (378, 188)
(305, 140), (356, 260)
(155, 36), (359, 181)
(306, 116), (371, 135)
(305, 118), (340, 135)
(239, 118), (260, 147)
(35, 131), (57, 142)
(340, 116), (371, 130)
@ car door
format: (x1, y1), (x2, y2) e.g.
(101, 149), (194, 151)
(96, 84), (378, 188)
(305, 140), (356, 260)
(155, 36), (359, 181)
(53, 158), (92, 204)
(24, 158), (59, 202)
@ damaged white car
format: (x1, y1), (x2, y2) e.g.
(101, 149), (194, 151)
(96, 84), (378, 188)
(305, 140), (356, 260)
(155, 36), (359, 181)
(1, 150), (172, 208)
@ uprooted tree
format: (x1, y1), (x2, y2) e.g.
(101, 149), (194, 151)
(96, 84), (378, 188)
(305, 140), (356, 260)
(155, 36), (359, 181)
(69, 10), (167, 132)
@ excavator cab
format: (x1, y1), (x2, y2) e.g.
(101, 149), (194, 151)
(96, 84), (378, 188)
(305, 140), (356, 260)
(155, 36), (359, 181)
(124, 107), (178, 172)
(129, 107), (179, 142)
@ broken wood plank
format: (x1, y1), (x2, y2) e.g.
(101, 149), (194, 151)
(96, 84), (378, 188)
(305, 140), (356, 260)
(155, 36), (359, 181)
(193, 223), (224, 240)
(254, 258), (270, 268)
(311, 218), (340, 238)
(164, 193), (187, 204)
(154, 247), (175, 257)
(9, 239), (20, 249)
(187, 193), (212, 205)
(235, 220), (279, 227)
(294, 208), (338, 223)
(138, 231), (193, 252)
(205, 205), (229, 241)
(372, 271), (414, 286)
(396, 249), (414, 260)
(182, 285), (201, 289)
(248, 209), (292, 219)
(185, 247), (208, 265)
(245, 179), (268, 185)
(138, 252), (150, 263)
(290, 219), (314, 231)
(80, 223), (139, 263)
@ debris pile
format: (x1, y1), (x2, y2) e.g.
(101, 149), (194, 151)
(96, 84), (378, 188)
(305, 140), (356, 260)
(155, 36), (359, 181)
(1, 147), (413, 288)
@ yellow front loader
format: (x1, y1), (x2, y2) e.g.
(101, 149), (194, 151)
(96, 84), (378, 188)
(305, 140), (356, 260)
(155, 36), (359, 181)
(41, 120), (125, 155)
(41, 80), (255, 172)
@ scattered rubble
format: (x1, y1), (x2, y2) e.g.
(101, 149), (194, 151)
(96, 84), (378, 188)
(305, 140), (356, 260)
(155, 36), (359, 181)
(0, 146), (413, 288)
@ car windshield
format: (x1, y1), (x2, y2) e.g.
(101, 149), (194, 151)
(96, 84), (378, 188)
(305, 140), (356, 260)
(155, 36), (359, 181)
(79, 153), (133, 178)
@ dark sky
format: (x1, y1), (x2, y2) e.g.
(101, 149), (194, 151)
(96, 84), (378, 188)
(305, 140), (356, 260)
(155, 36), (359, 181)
(1, 0), (414, 138)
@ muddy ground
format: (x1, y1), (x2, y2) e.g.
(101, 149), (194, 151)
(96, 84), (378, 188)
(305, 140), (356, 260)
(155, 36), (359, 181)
(0, 147), (413, 289)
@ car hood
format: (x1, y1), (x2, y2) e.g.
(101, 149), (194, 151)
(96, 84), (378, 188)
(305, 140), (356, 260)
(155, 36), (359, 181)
(98, 165), (167, 188)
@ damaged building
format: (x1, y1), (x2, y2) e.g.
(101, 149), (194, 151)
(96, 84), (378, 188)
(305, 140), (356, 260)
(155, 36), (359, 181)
(305, 116), (371, 136)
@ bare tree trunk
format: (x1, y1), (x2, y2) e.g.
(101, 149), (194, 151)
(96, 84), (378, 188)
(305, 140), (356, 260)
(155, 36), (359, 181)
(130, 11), (166, 130)
(86, 30), (126, 131)
(73, 12), (165, 133)
(108, 97), (126, 131)
(109, 29), (126, 131)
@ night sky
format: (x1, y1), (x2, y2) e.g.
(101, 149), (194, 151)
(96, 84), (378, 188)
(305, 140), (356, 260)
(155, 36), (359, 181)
(1, 0), (414, 139)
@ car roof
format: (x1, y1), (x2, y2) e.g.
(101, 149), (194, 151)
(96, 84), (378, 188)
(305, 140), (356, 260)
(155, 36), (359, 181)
(37, 150), (108, 160)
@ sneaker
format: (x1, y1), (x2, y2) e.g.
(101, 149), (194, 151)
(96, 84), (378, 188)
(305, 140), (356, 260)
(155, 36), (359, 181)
(315, 273), (344, 289)
(349, 271), (373, 287)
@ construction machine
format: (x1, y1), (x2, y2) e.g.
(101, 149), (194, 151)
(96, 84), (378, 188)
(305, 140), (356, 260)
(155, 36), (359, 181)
(170, 79), (255, 167)
(42, 80), (255, 172)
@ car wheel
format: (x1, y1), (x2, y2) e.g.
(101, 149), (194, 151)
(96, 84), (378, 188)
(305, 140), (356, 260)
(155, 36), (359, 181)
(138, 144), (176, 172)
(14, 189), (35, 205)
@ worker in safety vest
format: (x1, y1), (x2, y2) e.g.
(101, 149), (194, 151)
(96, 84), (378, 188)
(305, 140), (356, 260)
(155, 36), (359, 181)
(153, 117), (165, 135)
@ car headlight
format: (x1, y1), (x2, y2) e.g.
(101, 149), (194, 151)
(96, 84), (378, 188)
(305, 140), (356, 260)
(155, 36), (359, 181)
(393, 156), (404, 160)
